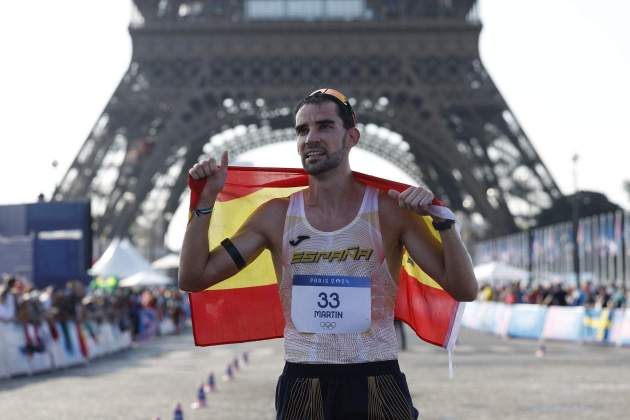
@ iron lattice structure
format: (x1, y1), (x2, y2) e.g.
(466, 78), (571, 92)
(55, 0), (561, 252)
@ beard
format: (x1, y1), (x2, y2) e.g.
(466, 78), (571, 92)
(301, 135), (347, 176)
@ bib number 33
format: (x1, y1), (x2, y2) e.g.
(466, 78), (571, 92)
(291, 274), (371, 334)
(317, 292), (340, 309)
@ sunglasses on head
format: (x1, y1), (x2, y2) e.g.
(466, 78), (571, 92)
(308, 88), (357, 125)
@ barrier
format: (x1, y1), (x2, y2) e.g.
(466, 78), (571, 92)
(0, 317), (181, 380)
(507, 304), (547, 339)
(45, 321), (70, 369)
(461, 301), (481, 329)
(542, 306), (584, 341)
(24, 323), (52, 374)
(65, 321), (88, 366)
(478, 301), (499, 333)
(493, 303), (511, 337)
(4, 322), (33, 376)
(464, 301), (629, 347)
(0, 323), (10, 378)
(610, 309), (630, 346)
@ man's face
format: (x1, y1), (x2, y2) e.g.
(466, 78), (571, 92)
(295, 102), (352, 175)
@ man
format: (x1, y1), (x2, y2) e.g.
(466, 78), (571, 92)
(179, 88), (478, 419)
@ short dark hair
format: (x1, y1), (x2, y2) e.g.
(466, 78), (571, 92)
(294, 93), (356, 129)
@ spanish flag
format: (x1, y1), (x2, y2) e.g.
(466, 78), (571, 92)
(188, 167), (465, 351)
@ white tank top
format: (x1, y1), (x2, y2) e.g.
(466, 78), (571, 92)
(280, 186), (399, 363)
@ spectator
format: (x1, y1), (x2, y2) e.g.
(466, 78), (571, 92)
(608, 287), (626, 309)
(478, 283), (493, 301)
(0, 276), (17, 321)
(475, 280), (630, 309)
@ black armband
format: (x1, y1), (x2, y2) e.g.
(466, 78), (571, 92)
(432, 218), (455, 231)
(221, 238), (246, 270)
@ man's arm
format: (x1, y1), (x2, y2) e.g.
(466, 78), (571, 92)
(179, 204), (270, 292)
(388, 187), (478, 302)
(179, 152), (269, 292)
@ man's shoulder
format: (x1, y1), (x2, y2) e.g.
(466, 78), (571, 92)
(260, 196), (290, 210)
(255, 197), (290, 222)
(376, 189), (407, 223)
(252, 198), (290, 245)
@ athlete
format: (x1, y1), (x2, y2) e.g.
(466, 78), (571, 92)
(179, 88), (478, 419)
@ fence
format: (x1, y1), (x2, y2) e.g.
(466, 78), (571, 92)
(0, 318), (178, 380)
(462, 301), (630, 346)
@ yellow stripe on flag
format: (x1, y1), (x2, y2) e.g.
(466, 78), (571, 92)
(401, 216), (443, 289)
(207, 186), (305, 290)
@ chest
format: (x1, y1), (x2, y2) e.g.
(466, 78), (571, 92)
(303, 204), (362, 232)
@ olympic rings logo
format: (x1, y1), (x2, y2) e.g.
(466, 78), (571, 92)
(320, 322), (336, 330)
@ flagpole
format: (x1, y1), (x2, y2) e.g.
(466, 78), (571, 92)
(571, 154), (581, 287)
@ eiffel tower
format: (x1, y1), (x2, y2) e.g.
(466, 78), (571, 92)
(54, 0), (561, 253)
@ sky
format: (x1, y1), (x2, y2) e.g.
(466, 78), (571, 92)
(1, 0), (629, 217)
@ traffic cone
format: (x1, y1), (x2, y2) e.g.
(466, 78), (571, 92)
(223, 365), (234, 381)
(173, 403), (184, 420)
(191, 384), (207, 409)
(204, 372), (216, 393)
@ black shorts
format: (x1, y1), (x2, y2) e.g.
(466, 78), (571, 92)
(275, 360), (419, 420)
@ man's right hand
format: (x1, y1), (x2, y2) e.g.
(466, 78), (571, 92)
(188, 151), (229, 202)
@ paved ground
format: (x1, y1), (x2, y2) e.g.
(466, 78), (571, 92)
(1, 326), (629, 419)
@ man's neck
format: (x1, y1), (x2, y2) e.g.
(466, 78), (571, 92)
(305, 167), (362, 209)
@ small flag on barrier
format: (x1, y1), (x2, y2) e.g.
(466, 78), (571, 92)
(583, 308), (612, 342)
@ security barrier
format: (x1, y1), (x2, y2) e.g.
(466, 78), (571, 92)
(0, 318), (176, 380)
(462, 301), (630, 346)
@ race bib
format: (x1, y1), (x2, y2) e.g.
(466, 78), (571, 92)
(291, 274), (371, 333)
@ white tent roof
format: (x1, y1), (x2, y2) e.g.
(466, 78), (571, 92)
(151, 253), (180, 270)
(89, 238), (152, 278)
(119, 269), (174, 288)
(473, 261), (529, 285)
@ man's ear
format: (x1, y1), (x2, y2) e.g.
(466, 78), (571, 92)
(347, 127), (360, 147)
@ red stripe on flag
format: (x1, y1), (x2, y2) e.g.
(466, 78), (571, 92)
(395, 270), (461, 348)
(189, 166), (441, 208)
(189, 284), (286, 346)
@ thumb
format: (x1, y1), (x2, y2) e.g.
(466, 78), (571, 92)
(387, 189), (400, 199)
(220, 150), (229, 171)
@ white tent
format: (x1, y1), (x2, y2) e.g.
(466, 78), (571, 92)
(151, 253), (180, 270)
(119, 269), (174, 288)
(473, 261), (529, 285)
(89, 238), (152, 278)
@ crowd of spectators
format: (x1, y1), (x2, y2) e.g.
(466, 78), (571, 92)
(0, 274), (187, 340)
(478, 281), (628, 309)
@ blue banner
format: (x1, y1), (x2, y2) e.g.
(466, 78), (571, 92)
(507, 304), (547, 339)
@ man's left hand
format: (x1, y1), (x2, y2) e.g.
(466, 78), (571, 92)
(388, 186), (434, 215)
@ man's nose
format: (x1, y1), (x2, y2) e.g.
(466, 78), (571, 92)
(305, 128), (318, 144)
